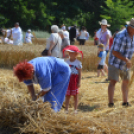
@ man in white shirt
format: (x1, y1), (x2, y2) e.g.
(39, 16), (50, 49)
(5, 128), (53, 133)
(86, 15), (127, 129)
(12, 22), (23, 46)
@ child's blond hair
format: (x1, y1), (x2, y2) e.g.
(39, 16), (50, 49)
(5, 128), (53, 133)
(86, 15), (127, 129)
(98, 44), (104, 49)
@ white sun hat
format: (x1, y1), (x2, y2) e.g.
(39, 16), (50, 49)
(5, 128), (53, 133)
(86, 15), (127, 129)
(27, 29), (31, 32)
(99, 19), (110, 27)
(126, 18), (134, 28)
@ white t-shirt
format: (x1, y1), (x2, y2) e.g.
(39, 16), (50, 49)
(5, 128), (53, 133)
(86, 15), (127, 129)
(79, 30), (87, 39)
(63, 31), (69, 39)
(98, 51), (107, 65)
(25, 32), (33, 43)
(66, 59), (82, 75)
(49, 33), (62, 58)
(4, 38), (13, 44)
(12, 27), (23, 45)
(12, 27), (22, 40)
(6, 29), (12, 38)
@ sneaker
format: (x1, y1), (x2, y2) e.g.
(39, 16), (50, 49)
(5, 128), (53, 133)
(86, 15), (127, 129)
(122, 102), (131, 107)
(108, 103), (114, 108)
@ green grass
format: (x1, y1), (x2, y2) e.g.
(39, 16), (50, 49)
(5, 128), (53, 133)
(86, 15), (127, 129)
(23, 30), (50, 39)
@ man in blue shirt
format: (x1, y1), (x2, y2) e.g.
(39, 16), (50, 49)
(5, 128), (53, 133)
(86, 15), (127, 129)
(108, 18), (134, 107)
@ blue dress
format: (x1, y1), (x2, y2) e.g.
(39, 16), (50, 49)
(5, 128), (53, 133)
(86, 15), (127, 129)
(24, 57), (71, 112)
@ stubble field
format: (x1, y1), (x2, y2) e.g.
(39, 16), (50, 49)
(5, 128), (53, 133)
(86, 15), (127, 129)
(0, 40), (134, 134)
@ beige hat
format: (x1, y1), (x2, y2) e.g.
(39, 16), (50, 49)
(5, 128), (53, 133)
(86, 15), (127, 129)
(99, 19), (110, 27)
(126, 18), (134, 28)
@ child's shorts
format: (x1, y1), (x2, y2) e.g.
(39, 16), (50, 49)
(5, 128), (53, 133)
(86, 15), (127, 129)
(97, 64), (104, 70)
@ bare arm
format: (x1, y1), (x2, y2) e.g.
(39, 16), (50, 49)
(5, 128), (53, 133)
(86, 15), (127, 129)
(48, 35), (58, 56)
(27, 84), (37, 101)
(27, 84), (49, 101)
(78, 32), (81, 37)
(48, 41), (55, 55)
(105, 34), (110, 50)
(37, 90), (49, 98)
(77, 69), (82, 88)
(98, 58), (101, 65)
(112, 51), (131, 68)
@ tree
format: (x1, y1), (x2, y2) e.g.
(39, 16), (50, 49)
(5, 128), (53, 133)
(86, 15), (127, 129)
(101, 0), (134, 33)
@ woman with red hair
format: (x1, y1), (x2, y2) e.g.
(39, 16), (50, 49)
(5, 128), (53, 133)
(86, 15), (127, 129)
(14, 57), (71, 112)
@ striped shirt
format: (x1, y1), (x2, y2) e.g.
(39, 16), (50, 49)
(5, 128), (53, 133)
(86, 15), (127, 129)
(108, 29), (134, 70)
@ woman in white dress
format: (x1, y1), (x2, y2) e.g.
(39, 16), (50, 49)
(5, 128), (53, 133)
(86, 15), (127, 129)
(47, 25), (62, 58)
(25, 29), (34, 44)
(12, 22), (23, 46)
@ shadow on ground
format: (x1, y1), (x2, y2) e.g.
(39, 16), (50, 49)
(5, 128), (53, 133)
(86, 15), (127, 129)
(78, 103), (100, 112)
(82, 76), (97, 79)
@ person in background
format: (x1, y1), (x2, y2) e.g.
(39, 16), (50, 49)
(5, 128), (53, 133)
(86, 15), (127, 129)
(108, 18), (134, 107)
(47, 25), (62, 58)
(86, 29), (90, 41)
(0, 28), (13, 44)
(94, 30), (99, 45)
(96, 19), (112, 76)
(69, 25), (77, 45)
(58, 29), (70, 54)
(63, 45), (83, 114)
(97, 44), (107, 77)
(25, 29), (34, 44)
(13, 57), (71, 112)
(61, 24), (69, 39)
(76, 28), (80, 41)
(109, 29), (120, 50)
(78, 26), (88, 45)
(11, 22), (23, 46)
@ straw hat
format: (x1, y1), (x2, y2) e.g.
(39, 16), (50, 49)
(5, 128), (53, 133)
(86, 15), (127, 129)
(99, 19), (110, 27)
(126, 18), (134, 28)
(63, 45), (83, 58)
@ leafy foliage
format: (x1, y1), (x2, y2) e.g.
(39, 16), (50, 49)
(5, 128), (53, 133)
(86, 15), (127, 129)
(0, 0), (134, 35)
(101, 0), (134, 32)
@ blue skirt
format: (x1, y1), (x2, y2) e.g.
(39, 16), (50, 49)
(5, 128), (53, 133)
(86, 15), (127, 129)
(43, 67), (71, 112)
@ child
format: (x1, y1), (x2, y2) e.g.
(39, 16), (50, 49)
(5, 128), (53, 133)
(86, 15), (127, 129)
(94, 30), (99, 45)
(63, 45), (83, 114)
(97, 44), (107, 77)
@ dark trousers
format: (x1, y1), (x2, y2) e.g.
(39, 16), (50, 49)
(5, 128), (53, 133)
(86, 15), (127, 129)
(79, 39), (86, 45)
